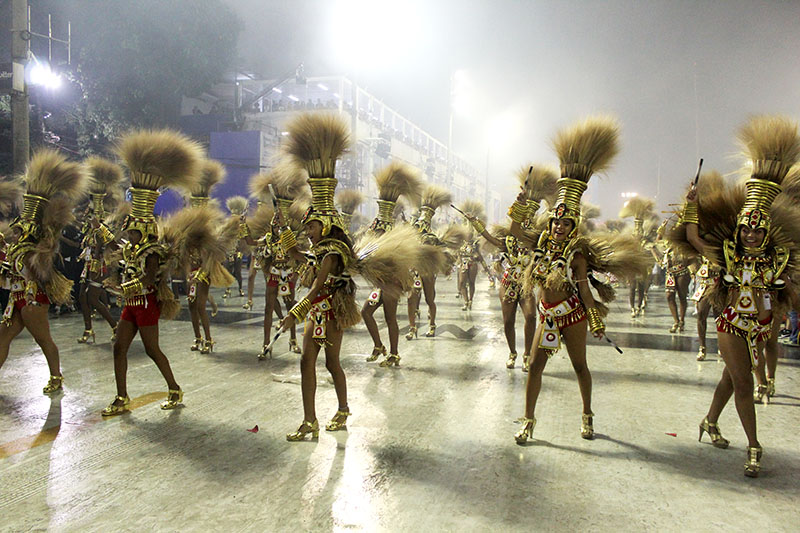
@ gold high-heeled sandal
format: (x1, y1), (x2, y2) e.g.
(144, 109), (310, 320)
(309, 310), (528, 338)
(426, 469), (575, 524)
(754, 384), (768, 404)
(744, 446), (762, 478)
(77, 329), (96, 344)
(581, 412), (594, 439)
(326, 410), (351, 431)
(630, 307), (637, 318)
(366, 345), (386, 362)
(200, 339), (215, 354)
(515, 417), (536, 444)
(379, 353), (400, 367)
(289, 338), (301, 354)
(669, 322), (679, 333)
(696, 346), (706, 361)
(405, 325), (418, 340)
(766, 378), (776, 398)
(223, 288), (231, 299)
(287, 419), (319, 441)
(238, 289), (245, 297)
(111, 325), (118, 342)
(506, 352), (517, 369)
(678, 320), (685, 332)
(190, 337), (203, 351)
(522, 354), (530, 373)
(258, 344), (272, 361)
(425, 324), (436, 337)
(42, 375), (64, 394)
(242, 299), (253, 310)
(160, 388), (183, 410)
(698, 416), (729, 448)
(101, 395), (131, 416)
(467, 299), (473, 310)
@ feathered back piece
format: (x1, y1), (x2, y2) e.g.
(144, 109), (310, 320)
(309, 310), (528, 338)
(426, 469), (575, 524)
(619, 195), (655, 236)
(438, 223), (470, 249)
(86, 156), (124, 219)
(191, 159), (225, 202)
(549, 116), (620, 234)
(226, 196), (248, 216)
(0, 177), (24, 218)
(282, 113), (351, 237)
(246, 203), (275, 239)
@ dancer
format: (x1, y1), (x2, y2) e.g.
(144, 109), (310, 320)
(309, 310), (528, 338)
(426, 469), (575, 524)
(455, 200), (490, 311)
(77, 156), (123, 344)
(243, 163), (306, 359)
(0, 150), (87, 394)
(466, 164), (558, 370)
(406, 185), (452, 339)
(620, 196), (658, 318)
(101, 129), (203, 416)
(181, 159), (235, 354)
(278, 113), (414, 440)
(675, 115), (800, 477)
(656, 222), (693, 333)
(361, 161), (422, 366)
(225, 196), (249, 298)
(509, 117), (649, 443)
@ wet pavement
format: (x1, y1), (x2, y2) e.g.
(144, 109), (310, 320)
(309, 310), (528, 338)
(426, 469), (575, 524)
(1, 276), (799, 531)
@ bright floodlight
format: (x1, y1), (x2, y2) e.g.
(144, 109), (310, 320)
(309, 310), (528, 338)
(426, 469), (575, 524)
(486, 111), (519, 147)
(332, 0), (421, 67)
(29, 62), (61, 90)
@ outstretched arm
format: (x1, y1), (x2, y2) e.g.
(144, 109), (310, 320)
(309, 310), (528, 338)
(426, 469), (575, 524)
(683, 188), (709, 255)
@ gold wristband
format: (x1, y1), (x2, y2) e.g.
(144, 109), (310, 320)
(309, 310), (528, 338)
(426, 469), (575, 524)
(507, 201), (530, 224)
(289, 296), (312, 322)
(527, 199), (541, 215)
(99, 224), (115, 244)
(121, 278), (143, 298)
(471, 219), (486, 234)
(586, 307), (604, 333)
(681, 202), (699, 225)
(280, 228), (298, 253)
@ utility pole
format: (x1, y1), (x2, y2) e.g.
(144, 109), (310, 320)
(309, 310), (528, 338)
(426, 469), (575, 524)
(11, 0), (30, 173)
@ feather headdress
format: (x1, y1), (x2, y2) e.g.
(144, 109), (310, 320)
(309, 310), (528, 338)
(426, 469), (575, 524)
(226, 195), (248, 216)
(0, 177), (24, 217)
(371, 161), (423, 232)
(190, 159), (225, 206)
(85, 156), (124, 219)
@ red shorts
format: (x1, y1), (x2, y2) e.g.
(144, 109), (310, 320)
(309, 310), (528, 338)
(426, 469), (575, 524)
(13, 290), (50, 311)
(121, 293), (161, 327)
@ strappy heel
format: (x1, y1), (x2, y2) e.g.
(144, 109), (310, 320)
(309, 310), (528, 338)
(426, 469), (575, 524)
(287, 419), (319, 441)
(366, 345), (386, 362)
(405, 325), (418, 340)
(379, 353), (400, 367)
(754, 384), (769, 404)
(325, 410), (351, 431)
(698, 416), (729, 448)
(200, 339), (215, 354)
(258, 344), (272, 360)
(160, 388), (183, 410)
(190, 337), (203, 351)
(581, 412), (594, 439)
(425, 324), (436, 337)
(289, 338), (301, 354)
(42, 375), (64, 395)
(242, 299), (253, 310)
(515, 417), (536, 444)
(506, 352), (517, 369)
(744, 446), (762, 478)
(101, 395), (131, 416)
(77, 329), (95, 344)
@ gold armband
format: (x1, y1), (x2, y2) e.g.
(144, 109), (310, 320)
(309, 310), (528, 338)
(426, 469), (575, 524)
(238, 222), (250, 239)
(471, 218), (486, 234)
(99, 223), (115, 245)
(280, 228), (298, 253)
(289, 296), (312, 322)
(586, 307), (604, 333)
(121, 278), (144, 298)
(507, 200), (530, 224)
(680, 202), (699, 225)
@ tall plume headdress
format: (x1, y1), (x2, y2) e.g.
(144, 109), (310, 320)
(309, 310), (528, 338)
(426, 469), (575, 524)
(619, 195), (655, 236)
(115, 129), (204, 244)
(336, 189), (365, 230)
(415, 184), (452, 234)
(734, 115), (800, 251)
(191, 159), (225, 207)
(85, 156), (124, 221)
(370, 161), (423, 233)
(518, 164), (559, 229)
(550, 116), (620, 238)
(282, 113), (351, 237)
(226, 196), (248, 216)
